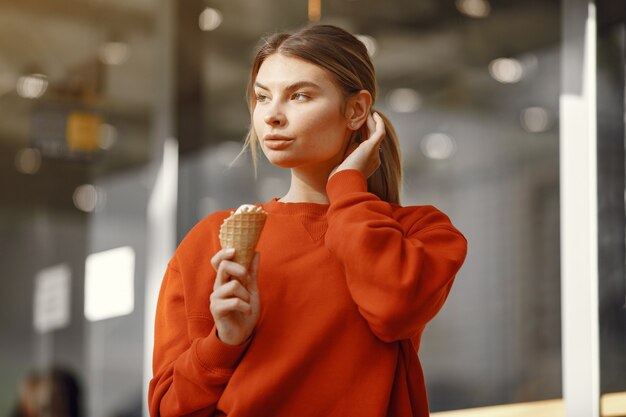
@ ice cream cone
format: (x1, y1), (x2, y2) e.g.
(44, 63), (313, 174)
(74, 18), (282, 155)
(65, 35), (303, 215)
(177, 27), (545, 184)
(219, 204), (267, 269)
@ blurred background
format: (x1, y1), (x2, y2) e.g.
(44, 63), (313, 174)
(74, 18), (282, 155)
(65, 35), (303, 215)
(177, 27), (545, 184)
(0, 0), (624, 416)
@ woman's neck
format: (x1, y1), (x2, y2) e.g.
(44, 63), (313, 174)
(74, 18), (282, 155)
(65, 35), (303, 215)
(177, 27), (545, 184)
(278, 165), (334, 204)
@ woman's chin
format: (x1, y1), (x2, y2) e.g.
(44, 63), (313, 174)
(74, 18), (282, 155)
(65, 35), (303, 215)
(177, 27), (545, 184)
(264, 153), (302, 168)
(263, 151), (336, 170)
(268, 159), (300, 168)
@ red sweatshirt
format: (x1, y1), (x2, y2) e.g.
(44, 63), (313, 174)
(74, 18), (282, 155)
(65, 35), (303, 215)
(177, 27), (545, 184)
(149, 169), (467, 417)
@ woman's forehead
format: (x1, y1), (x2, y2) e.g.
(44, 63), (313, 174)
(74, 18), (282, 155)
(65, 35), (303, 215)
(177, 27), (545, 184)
(256, 54), (332, 88)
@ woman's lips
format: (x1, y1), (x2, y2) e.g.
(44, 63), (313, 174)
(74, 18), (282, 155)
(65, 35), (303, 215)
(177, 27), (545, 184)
(264, 134), (294, 150)
(264, 139), (293, 150)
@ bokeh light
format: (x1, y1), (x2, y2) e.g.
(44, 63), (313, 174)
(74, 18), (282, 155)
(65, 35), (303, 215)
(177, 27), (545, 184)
(420, 133), (457, 160)
(520, 106), (551, 133)
(455, 0), (491, 18)
(355, 34), (377, 58)
(99, 123), (118, 150)
(199, 8), (223, 31)
(489, 57), (524, 84)
(73, 184), (106, 212)
(16, 74), (48, 99)
(99, 42), (131, 66)
(387, 88), (422, 113)
(14, 148), (42, 175)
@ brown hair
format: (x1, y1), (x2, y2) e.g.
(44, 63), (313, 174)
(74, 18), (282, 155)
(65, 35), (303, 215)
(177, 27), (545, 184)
(239, 24), (403, 205)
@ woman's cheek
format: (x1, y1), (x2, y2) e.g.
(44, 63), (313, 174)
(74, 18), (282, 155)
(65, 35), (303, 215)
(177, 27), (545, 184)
(300, 105), (337, 134)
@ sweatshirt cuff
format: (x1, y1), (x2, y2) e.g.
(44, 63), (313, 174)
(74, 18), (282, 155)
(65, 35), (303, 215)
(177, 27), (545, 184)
(327, 169), (368, 203)
(194, 327), (251, 373)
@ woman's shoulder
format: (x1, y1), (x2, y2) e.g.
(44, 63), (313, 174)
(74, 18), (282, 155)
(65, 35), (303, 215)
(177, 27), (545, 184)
(390, 203), (461, 235)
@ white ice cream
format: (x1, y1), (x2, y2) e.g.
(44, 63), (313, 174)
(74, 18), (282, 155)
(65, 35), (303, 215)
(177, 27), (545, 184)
(234, 204), (263, 214)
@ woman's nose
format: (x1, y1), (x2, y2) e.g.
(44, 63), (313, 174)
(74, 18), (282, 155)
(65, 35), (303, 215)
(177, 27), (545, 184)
(264, 108), (286, 127)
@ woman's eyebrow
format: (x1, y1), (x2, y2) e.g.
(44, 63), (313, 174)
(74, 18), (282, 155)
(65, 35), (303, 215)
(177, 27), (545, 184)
(254, 81), (321, 91)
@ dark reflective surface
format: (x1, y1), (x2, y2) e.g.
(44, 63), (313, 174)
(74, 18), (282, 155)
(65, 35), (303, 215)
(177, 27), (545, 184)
(597, 13), (626, 396)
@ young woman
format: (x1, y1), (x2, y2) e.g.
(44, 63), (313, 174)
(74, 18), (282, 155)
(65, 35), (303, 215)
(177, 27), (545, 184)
(149, 25), (467, 417)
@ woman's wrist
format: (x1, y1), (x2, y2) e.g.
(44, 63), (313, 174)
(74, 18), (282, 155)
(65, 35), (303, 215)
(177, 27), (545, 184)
(216, 329), (252, 346)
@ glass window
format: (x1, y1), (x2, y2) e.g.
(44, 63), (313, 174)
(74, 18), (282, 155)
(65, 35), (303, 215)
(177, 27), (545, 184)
(0, 1), (159, 416)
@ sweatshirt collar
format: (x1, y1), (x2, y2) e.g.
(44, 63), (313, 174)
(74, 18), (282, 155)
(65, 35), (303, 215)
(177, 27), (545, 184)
(263, 197), (329, 216)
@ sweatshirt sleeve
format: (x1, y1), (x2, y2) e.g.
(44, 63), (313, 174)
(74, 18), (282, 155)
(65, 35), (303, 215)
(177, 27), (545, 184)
(325, 169), (468, 343)
(148, 256), (251, 417)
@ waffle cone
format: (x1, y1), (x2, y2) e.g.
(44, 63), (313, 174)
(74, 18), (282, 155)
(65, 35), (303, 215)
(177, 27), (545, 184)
(219, 209), (267, 269)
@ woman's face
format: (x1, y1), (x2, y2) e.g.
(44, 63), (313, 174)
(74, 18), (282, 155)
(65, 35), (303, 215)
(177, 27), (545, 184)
(252, 53), (351, 170)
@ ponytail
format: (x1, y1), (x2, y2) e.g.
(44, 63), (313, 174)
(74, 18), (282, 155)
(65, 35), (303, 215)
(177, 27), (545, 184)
(367, 110), (402, 205)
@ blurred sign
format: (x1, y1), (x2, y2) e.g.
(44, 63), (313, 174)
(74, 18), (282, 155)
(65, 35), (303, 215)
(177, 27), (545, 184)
(85, 246), (135, 322)
(66, 111), (102, 151)
(30, 103), (103, 160)
(33, 264), (71, 333)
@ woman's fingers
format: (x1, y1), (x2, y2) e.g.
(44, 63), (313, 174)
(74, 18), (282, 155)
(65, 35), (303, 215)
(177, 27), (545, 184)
(211, 279), (251, 303)
(209, 250), (260, 345)
(330, 112), (387, 180)
(210, 297), (252, 318)
(368, 112), (386, 146)
(210, 247), (235, 272)
(210, 252), (259, 318)
(366, 112), (376, 136)
(215, 259), (248, 288)
(210, 279), (252, 318)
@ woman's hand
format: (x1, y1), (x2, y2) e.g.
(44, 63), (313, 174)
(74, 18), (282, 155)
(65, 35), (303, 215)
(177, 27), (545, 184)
(329, 112), (386, 180)
(209, 248), (261, 346)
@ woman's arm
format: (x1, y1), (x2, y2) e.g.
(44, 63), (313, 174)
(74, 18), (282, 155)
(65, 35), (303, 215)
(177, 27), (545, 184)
(324, 169), (468, 343)
(148, 257), (251, 417)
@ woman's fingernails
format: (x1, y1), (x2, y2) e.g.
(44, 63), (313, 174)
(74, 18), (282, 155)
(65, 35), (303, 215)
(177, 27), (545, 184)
(225, 248), (235, 255)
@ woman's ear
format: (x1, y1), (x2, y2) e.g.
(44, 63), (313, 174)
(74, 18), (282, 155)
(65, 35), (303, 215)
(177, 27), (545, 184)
(345, 90), (372, 130)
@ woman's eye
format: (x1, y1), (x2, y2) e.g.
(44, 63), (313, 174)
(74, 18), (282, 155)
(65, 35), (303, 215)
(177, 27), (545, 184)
(292, 92), (309, 101)
(255, 94), (268, 102)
